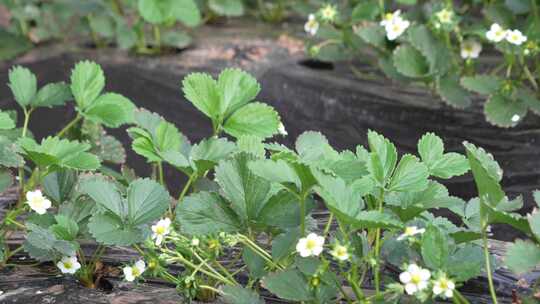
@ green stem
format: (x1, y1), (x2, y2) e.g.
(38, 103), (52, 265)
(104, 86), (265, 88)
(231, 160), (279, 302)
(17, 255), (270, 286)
(454, 290), (471, 304)
(323, 213), (334, 237)
(299, 194), (306, 236)
(57, 115), (82, 138)
(373, 191), (385, 295)
(153, 25), (161, 51)
(17, 108), (32, 202)
(482, 227), (498, 304)
(6, 218), (25, 229)
(200, 285), (223, 294)
(178, 173), (196, 203)
(158, 162), (165, 186)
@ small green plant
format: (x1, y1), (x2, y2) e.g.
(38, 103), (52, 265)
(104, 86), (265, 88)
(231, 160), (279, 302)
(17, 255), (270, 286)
(0, 60), (538, 303)
(303, 0), (540, 128)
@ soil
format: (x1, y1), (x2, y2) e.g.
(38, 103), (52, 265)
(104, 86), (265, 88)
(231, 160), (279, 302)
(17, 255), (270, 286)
(1, 18), (539, 303)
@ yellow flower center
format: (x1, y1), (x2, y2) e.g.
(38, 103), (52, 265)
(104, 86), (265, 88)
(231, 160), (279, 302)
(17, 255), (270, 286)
(306, 239), (318, 250)
(405, 227), (415, 235)
(411, 273), (422, 284)
(384, 13), (394, 21)
(31, 198), (44, 208)
(439, 278), (449, 289)
(155, 226), (166, 235)
(336, 247), (347, 256)
(392, 24), (401, 32)
(63, 261), (73, 269)
(132, 268), (140, 277)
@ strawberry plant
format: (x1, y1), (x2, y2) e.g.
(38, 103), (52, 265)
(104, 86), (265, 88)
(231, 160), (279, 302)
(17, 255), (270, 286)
(0, 60), (538, 303)
(303, 0), (540, 128)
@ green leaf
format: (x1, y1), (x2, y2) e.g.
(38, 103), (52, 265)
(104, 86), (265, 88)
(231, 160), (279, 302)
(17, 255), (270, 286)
(215, 153), (272, 222)
(295, 131), (338, 164)
(88, 213), (147, 246)
(175, 191), (241, 235)
(218, 68), (260, 116)
(70, 61), (105, 110)
(208, 0), (244, 16)
(8, 66), (37, 108)
(138, 0), (173, 24)
(33, 82), (72, 108)
(237, 135), (265, 158)
(84, 93), (135, 128)
(190, 137), (236, 173)
(261, 269), (312, 301)
(0, 136), (23, 168)
(463, 141), (505, 206)
(418, 133), (469, 179)
(448, 245), (484, 281)
(0, 169), (13, 193)
(243, 247), (267, 278)
(517, 88), (540, 115)
(222, 286), (264, 304)
(367, 130), (397, 184)
(460, 75), (502, 95)
(357, 24), (386, 47)
(248, 159), (300, 188)
(349, 210), (403, 229)
(80, 176), (125, 218)
(484, 94), (527, 127)
(18, 137), (100, 170)
(314, 172), (363, 221)
(421, 225), (449, 270)
(161, 31), (192, 49)
(182, 72), (220, 120)
(43, 169), (77, 204)
(529, 211), (540, 241)
(127, 178), (170, 226)
(172, 0), (201, 27)
(24, 224), (77, 261)
(351, 1), (379, 21)
(392, 44), (429, 78)
(0, 29), (32, 60)
(437, 74), (472, 109)
(50, 215), (79, 241)
(223, 102), (280, 139)
(0, 112), (15, 130)
(505, 240), (540, 274)
(257, 191), (302, 229)
(272, 228), (301, 261)
(388, 154), (429, 192)
(407, 25), (451, 75)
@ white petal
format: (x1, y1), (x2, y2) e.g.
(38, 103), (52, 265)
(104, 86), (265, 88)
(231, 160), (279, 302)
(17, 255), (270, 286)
(299, 248), (311, 257)
(135, 260), (146, 273)
(433, 285), (443, 295)
(420, 269), (431, 280)
(445, 289), (454, 298)
(417, 280), (428, 290)
(407, 264), (420, 273)
(296, 239), (307, 253)
(399, 271), (411, 284)
(311, 246), (323, 256)
(316, 235), (325, 246)
(404, 283), (417, 295)
(448, 281), (455, 289)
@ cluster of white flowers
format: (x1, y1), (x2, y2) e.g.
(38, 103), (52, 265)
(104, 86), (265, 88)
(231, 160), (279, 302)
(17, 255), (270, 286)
(397, 226), (425, 241)
(56, 256), (81, 274)
(25, 190), (51, 215)
(151, 218), (172, 246)
(486, 23), (527, 45)
(380, 10), (410, 41)
(304, 14), (319, 36)
(123, 260), (146, 282)
(400, 264), (456, 298)
(295, 233), (351, 262)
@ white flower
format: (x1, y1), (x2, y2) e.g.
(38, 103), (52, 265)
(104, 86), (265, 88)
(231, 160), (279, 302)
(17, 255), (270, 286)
(296, 233), (325, 257)
(319, 4), (337, 22)
(330, 244), (349, 261)
(397, 226), (425, 241)
(56, 256), (81, 274)
(25, 190), (52, 215)
(460, 39), (482, 59)
(191, 237), (200, 246)
(379, 10), (402, 27)
(435, 9), (453, 24)
(151, 218), (171, 246)
(433, 276), (455, 298)
(399, 264), (431, 295)
(381, 11), (410, 41)
(304, 14), (320, 36)
(486, 23), (507, 42)
(511, 114), (521, 122)
(506, 29), (527, 45)
(278, 122), (288, 136)
(123, 260), (146, 282)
